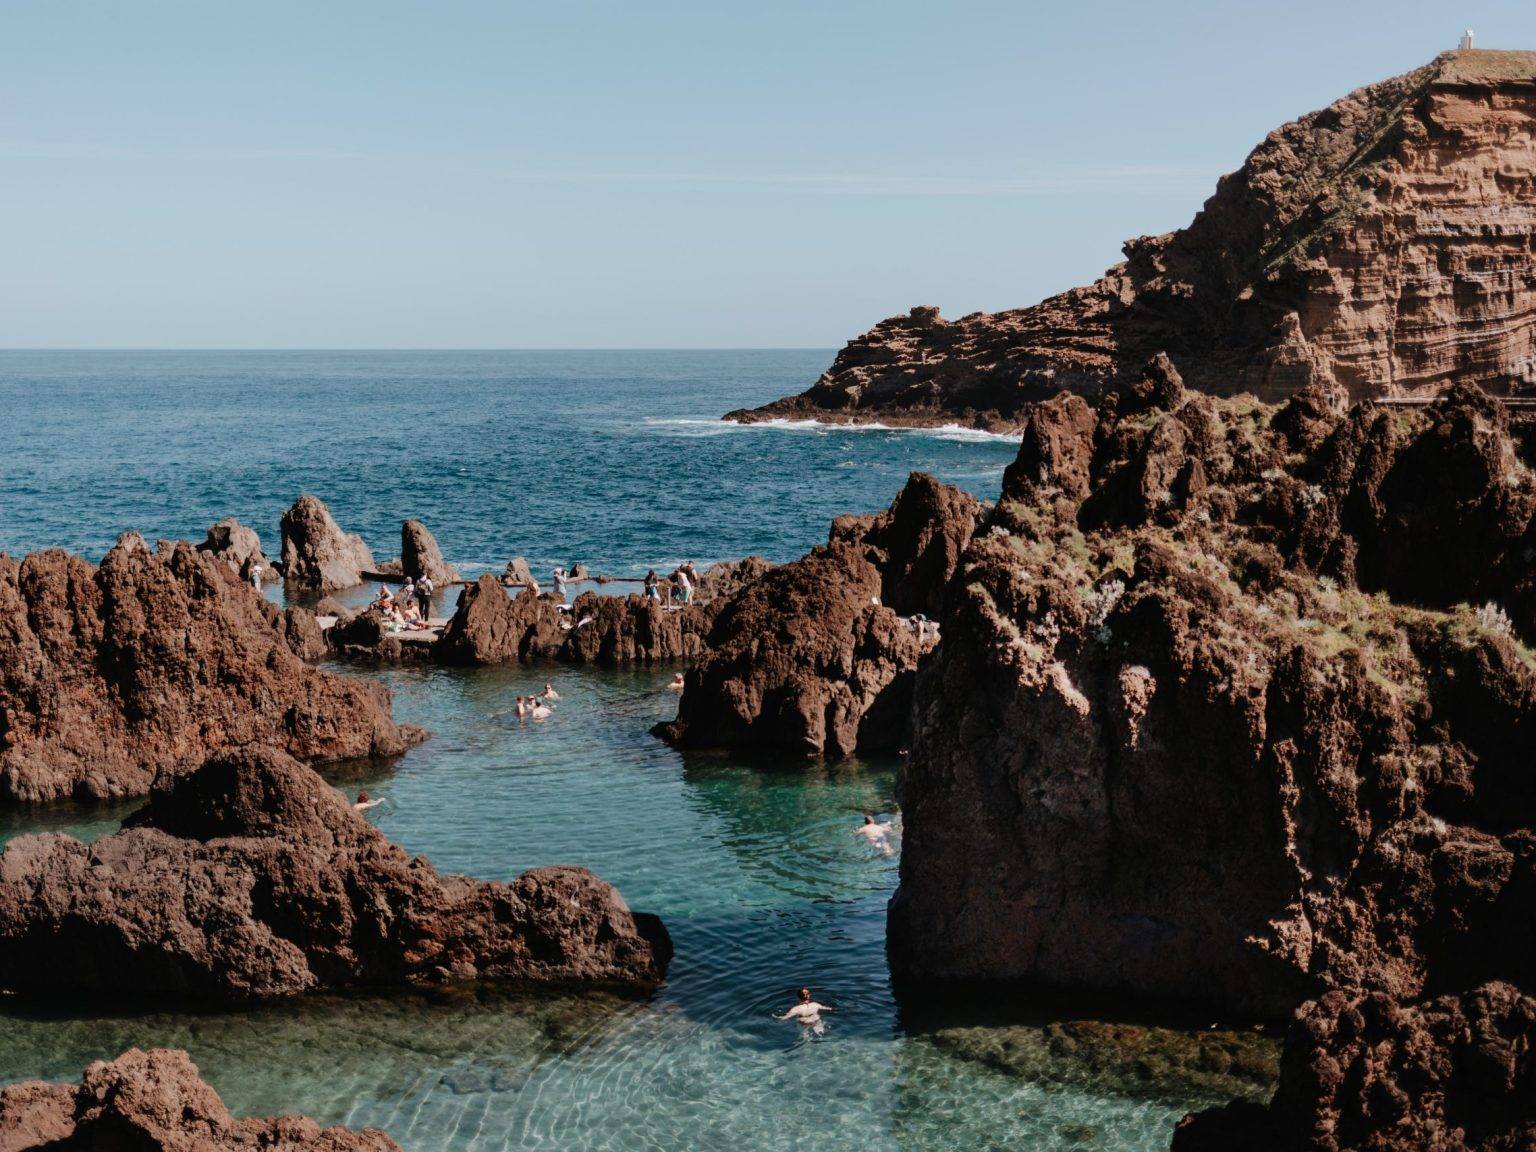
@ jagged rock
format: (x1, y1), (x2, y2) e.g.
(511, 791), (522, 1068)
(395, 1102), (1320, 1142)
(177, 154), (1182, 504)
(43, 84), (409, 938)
(0, 747), (671, 1001)
(732, 50), (1536, 429)
(886, 382), (1536, 1147)
(656, 473), (981, 757)
(0, 536), (416, 804)
(400, 519), (460, 585)
(194, 517), (274, 582)
(502, 557), (537, 589)
(0, 1047), (399, 1151)
(1174, 983), (1536, 1152)
(280, 496), (375, 594)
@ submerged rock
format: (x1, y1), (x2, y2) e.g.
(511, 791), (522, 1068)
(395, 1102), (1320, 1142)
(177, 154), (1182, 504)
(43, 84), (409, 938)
(656, 473), (981, 757)
(0, 1047), (400, 1151)
(280, 495), (376, 594)
(0, 535), (416, 804)
(195, 516), (274, 582)
(0, 746), (671, 1001)
(400, 518), (460, 585)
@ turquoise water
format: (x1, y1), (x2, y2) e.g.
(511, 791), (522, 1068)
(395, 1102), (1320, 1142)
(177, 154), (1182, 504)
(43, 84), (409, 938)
(0, 353), (1238, 1149)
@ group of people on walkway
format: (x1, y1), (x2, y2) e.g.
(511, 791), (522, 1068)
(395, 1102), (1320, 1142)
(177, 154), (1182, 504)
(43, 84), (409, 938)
(643, 561), (698, 608)
(372, 576), (438, 630)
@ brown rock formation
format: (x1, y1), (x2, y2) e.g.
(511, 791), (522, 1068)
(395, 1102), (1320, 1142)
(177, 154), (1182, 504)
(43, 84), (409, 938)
(399, 519), (460, 585)
(0, 1047), (399, 1151)
(0, 746), (671, 1001)
(732, 50), (1536, 430)
(280, 496), (376, 594)
(887, 375), (1536, 1147)
(657, 473), (982, 756)
(1174, 982), (1536, 1152)
(0, 535), (415, 804)
(0, 1046), (397, 1151)
(195, 516), (274, 583)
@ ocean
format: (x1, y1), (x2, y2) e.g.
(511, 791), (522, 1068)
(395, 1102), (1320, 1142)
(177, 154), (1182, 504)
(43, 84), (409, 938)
(0, 351), (1251, 1151)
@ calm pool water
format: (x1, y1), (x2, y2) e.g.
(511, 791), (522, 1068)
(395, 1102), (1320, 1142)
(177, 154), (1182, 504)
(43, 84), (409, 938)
(0, 352), (1257, 1149)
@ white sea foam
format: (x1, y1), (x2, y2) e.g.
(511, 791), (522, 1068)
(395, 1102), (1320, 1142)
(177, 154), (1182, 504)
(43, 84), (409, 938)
(640, 416), (1022, 443)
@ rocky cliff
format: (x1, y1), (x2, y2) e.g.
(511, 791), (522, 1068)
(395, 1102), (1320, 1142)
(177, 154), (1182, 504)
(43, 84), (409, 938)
(281, 495), (376, 594)
(656, 473), (982, 757)
(732, 50), (1536, 430)
(0, 534), (417, 804)
(0, 1047), (400, 1151)
(0, 746), (671, 1001)
(888, 368), (1536, 1148)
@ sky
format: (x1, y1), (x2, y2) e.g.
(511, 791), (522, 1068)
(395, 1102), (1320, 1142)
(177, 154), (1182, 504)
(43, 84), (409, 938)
(2, 0), (1534, 348)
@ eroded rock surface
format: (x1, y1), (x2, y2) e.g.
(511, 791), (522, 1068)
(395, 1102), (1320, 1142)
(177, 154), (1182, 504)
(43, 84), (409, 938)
(733, 50), (1536, 429)
(0, 1047), (399, 1151)
(0, 747), (671, 1001)
(0, 535), (414, 804)
(195, 516), (274, 583)
(400, 519), (460, 585)
(280, 496), (376, 594)
(657, 473), (982, 756)
(887, 375), (1536, 1147)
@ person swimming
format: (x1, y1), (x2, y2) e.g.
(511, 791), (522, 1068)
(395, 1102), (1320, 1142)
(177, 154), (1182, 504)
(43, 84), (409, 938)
(515, 696), (528, 720)
(775, 987), (834, 1030)
(353, 790), (385, 812)
(854, 813), (895, 856)
(529, 699), (553, 720)
(542, 682), (560, 701)
(666, 672), (685, 692)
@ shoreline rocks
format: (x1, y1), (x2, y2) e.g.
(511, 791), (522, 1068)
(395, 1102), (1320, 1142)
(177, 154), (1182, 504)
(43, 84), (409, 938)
(732, 50), (1536, 429)
(281, 495), (375, 594)
(655, 473), (981, 757)
(399, 519), (460, 585)
(0, 746), (672, 1002)
(195, 516), (275, 583)
(886, 375), (1536, 1147)
(0, 1047), (400, 1151)
(0, 534), (418, 804)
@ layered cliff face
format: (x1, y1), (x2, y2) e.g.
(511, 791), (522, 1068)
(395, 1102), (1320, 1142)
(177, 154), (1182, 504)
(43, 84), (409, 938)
(0, 1048), (400, 1151)
(888, 368), (1536, 1148)
(0, 534), (417, 804)
(0, 747), (672, 1001)
(656, 473), (982, 757)
(733, 50), (1536, 430)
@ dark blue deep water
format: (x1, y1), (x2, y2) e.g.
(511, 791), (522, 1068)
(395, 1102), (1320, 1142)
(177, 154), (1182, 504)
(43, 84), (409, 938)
(0, 352), (1247, 1151)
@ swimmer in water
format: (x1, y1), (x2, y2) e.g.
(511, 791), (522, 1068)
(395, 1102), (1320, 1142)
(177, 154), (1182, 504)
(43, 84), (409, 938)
(854, 813), (895, 856)
(542, 682), (560, 702)
(666, 672), (685, 692)
(529, 699), (553, 720)
(353, 790), (384, 812)
(515, 696), (528, 720)
(775, 987), (834, 1030)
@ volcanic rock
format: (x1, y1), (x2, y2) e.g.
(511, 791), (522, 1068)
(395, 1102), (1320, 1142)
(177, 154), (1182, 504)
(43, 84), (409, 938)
(0, 535), (415, 804)
(0, 746), (672, 1001)
(732, 50), (1536, 429)
(195, 516), (274, 583)
(502, 557), (537, 589)
(0, 1047), (399, 1151)
(400, 519), (460, 585)
(657, 473), (981, 756)
(280, 496), (376, 594)
(886, 378), (1536, 1146)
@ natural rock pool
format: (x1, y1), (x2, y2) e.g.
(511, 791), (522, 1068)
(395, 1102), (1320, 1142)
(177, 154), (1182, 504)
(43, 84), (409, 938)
(0, 664), (1274, 1151)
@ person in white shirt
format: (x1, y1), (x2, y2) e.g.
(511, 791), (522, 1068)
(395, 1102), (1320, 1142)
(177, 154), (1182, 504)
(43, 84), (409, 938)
(775, 987), (834, 1029)
(552, 567), (571, 604)
(248, 562), (263, 592)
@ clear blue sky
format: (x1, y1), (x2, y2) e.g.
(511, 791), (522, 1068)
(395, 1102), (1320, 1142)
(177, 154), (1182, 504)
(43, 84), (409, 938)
(2, 1), (1532, 348)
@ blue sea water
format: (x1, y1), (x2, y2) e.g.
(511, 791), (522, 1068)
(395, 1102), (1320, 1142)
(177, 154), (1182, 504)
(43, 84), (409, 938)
(0, 352), (1250, 1151)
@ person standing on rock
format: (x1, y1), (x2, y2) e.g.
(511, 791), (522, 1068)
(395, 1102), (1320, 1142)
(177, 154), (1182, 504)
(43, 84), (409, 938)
(248, 562), (263, 593)
(400, 577), (416, 610)
(644, 569), (660, 602)
(417, 573), (435, 618)
(552, 567), (571, 605)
